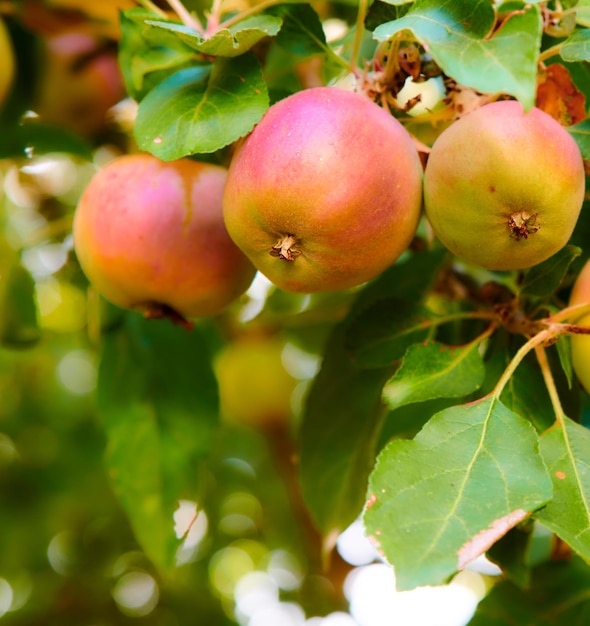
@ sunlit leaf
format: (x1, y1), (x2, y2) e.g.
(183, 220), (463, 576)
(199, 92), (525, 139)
(382, 339), (486, 410)
(535, 417), (590, 560)
(145, 15), (283, 57)
(560, 28), (590, 62)
(364, 396), (552, 590)
(134, 55), (268, 159)
(373, 0), (542, 109)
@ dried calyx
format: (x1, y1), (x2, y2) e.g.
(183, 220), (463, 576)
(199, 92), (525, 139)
(270, 234), (301, 261)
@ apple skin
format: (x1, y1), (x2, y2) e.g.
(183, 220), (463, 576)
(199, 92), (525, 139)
(36, 29), (124, 137)
(424, 100), (585, 271)
(73, 154), (257, 318)
(222, 87), (423, 293)
(569, 260), (590, 393)
(214, 335), (297, 429)
(0, 17), (15, 108)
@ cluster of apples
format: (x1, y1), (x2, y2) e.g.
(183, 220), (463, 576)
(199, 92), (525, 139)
(73, 86), (586, 324)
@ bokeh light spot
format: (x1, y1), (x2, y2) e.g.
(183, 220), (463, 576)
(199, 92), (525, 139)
(210, 547), (255, 598)
(0, 579), (13, 618)
(112, 571), (159, 617)
(57, 350), (96, 395)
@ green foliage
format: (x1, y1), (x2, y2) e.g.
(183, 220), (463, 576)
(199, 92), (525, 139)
(374, 0), (543, 109)
(3, 0), (590, 623)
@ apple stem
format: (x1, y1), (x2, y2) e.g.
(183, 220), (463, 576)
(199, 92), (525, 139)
(270, 234), (301, 261)
(144, 304), (195, 331)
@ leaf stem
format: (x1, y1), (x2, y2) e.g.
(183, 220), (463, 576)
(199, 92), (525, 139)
(207, 0), (224, 31)
(538, 43), (562, 63)
(534, 344), (566, 427)
(166, 0), (205, 34)
(546, 302), (590, 323)
(350, 0), (369, 73)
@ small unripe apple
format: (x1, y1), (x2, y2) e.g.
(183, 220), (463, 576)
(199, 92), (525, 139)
(73, 154), (256, 319)
(0, 17), (15, 108)
(424, 100), (585, 271)
(569, 259), (590, 392)
(222, 87), (423, 293)
(214, 335), (297, 429)
(395, 75), (446, 116)
(36, 29), (124, 137)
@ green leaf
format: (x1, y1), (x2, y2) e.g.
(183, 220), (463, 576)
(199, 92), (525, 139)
(145, 15), (283, 57)
(577, 1), (590, 28)
(382, 339), (486, 410)
(0, 261), (40, 348)
(300, 250), (445, 537)
(519, 245), (582, 298)
(568, 118), (590, 159)
(270, 3), (328, 56)
(470, 556), (590, 625)
(364, 396), (553, 590)
(560, 28), (590, 62)
(535, 417), (590, 560)
(97, 315), (219, 572)
(556, 334), (574, 389)
(134, 55), (269, 159)
(373, 0), (543, 109)
(344, 299), (432, 369)
(119, 9), (196, 101)
(365, 1), (411, 31)
(499, 353), (557, 433)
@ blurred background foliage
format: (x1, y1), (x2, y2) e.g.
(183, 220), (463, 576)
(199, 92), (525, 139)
(0, 0), (541, 623)
(0, 1), (372, 624)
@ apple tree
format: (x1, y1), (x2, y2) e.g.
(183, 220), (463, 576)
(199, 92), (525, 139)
(2, 0), (590, 623)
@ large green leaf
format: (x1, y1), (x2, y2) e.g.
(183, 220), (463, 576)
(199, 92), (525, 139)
(134, 54), (269, 159)
(299, 250), (446, 538)
(145, 15), (283, 57)
(535, 417), (590, 560)
(568, 119), (590, 159)
(373, 0), (542, 109)
(97, 315), (219, 572)
(364, 396), (552, 590)
(344, 298), (433, 369)
(382, 339), (486, 410)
